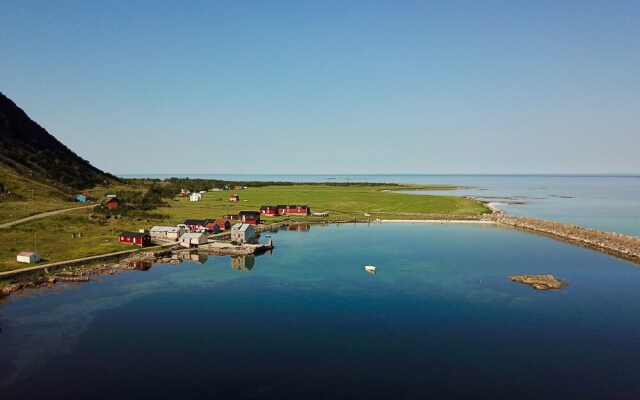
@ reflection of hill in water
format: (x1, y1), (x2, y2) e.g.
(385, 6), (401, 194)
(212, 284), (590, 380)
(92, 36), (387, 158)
(231, 255), (255, 271)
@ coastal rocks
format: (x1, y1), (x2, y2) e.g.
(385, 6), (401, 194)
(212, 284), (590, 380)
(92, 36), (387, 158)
(195, 242), (274, 256)
(489, 215), (640, 263)
(1, 284), (24, 296)
(508, 274), (567, 290)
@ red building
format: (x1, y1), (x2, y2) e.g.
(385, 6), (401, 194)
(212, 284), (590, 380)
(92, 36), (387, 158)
(276, 205), (311, 216)
(214, 218), (231, 231)
(229, 194), (240, 202)
(182, 219), (208, 232)
(119, 231), (151, 247)
(260, 206), (278, 216)
(105, 197), (123, 209)
(239, 211), (261, 225)
(202, 218), (231, 233)
(224, 214), (239, 220)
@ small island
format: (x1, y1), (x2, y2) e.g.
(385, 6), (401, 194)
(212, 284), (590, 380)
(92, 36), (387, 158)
(508, 274), (567, 290)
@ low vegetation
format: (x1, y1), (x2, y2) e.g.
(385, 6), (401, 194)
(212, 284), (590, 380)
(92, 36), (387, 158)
(0, 179), (489, 272)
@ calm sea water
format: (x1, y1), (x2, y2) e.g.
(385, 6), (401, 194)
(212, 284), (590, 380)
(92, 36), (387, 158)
(2, 224), (640, 399)
(120, 174), (640, 236)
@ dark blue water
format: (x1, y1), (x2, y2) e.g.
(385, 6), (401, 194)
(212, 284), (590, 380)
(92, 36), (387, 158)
(2, 224), (640, 399)
(119, 174), (640, 236)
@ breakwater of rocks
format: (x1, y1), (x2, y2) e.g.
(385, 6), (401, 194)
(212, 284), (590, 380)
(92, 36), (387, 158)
(484, 214), (640, 263)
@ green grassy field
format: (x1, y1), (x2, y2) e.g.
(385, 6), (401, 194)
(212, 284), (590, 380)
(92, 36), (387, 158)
(0, 183), (489, 272)
(0, 165), (133, 225)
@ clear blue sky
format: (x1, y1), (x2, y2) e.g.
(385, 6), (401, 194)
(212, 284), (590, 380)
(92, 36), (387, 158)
(1, 0), (638, 174)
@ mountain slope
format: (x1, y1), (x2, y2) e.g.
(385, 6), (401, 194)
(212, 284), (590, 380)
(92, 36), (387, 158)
(0, 92), (117, 190)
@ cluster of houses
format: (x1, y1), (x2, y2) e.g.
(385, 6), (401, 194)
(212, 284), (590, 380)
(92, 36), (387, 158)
(179, 187), (246, 203)
(115, 194), (313, 249)
(259, 205), (311, 216)
(118, 217), (257, 249)
(75, 193), (124, 209)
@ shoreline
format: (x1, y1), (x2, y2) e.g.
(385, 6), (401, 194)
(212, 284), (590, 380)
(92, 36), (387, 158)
(3, 213), (640, 299)
(378, 219), (496, 224)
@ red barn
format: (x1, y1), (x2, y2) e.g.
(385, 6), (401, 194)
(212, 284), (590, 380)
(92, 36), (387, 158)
(229, 194), (240, 202)
(260, 206), (278, 216)
(277, 205), (310, 216)
(119, 231), (151, 247)
(183, 219), (208, 232)
(214, 218), (231, 232)
(105, 197), (123, 209)
(239, 211), (261, 225)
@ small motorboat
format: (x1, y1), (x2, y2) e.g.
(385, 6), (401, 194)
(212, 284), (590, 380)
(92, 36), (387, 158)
(364, 264), (376, 274)
(264, 234), (272, 238)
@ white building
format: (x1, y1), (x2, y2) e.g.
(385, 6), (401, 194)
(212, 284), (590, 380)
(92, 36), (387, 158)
(189, 192), (202, 202)
(149, 226), (185, 240)
(17, 252), (40, 263)
(231, 223), (256, 244)
(179, 232), (208, 248)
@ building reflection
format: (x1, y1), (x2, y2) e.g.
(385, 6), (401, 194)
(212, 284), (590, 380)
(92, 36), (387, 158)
(288, 224), (311, 232)
(180, 251), (208, 264)
(231, 255), (256, 272)
(132, 261), (152, 271)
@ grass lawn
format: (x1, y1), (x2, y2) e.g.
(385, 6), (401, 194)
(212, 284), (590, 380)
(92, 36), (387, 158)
(160, 184), (489, 223)
(0, 183), (489, 272)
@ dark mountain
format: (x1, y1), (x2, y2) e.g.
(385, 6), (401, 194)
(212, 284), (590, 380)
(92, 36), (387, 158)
(0, 92), (118, 189)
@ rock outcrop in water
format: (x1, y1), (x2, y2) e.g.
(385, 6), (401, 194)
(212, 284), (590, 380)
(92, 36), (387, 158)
(508, 274), (567, 290)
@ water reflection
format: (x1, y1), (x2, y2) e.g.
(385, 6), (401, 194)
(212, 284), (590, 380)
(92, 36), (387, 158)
(288, 224), (311, 232)
(180, 251), (208, 264)
(231, 255), (256, 272)
(132, 261), (152, 271)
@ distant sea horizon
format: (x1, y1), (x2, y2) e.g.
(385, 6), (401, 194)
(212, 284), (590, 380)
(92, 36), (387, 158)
(119, 173), (640, 236)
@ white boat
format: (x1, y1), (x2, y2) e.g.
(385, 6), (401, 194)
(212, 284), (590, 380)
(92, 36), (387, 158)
(364, 264), (376, 274)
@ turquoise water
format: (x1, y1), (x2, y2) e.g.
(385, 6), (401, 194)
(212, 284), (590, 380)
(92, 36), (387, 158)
(2, 224), (640, 398)
(120, 174), (640, 236)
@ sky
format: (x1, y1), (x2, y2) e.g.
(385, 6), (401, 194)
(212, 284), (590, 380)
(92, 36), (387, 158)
(1, 0), (639, 175)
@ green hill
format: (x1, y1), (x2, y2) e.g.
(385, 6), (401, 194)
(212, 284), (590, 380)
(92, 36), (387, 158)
(0, 91), (118, 190)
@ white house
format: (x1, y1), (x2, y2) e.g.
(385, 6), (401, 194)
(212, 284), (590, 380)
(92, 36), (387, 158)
(231, 223), (256, 244)
(17, 252), (40, 263)
(149, 226), (185, 240)
(189, 193), (202, 202)
(179, 232), (208, 248)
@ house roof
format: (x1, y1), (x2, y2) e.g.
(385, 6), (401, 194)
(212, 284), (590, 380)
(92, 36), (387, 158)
(120, 231), (149, 238)
(232, 223), (254, 232)
(17, 251), (37, 257)
(239, 211), (260, 217)
(183, 219), (207, 225)
(150, 226), (182, 233)
(181, 232), (205, 239)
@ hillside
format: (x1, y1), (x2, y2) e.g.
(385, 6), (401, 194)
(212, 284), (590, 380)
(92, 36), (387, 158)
(0, 92), (117, 190)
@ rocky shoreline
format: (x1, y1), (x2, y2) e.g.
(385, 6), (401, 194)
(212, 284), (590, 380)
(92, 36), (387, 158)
(484, 214), (640, 263)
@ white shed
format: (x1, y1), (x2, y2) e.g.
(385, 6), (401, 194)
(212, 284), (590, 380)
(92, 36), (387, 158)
(179, 232), (208, 248)
(17, 252), (41, 263)
(149, 226), (185, 240)
(231, 223), (256, 244)
(189, 193), (202, 202)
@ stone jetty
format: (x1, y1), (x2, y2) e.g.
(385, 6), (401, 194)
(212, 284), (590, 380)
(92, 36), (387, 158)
(483, 214), (640, 263)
